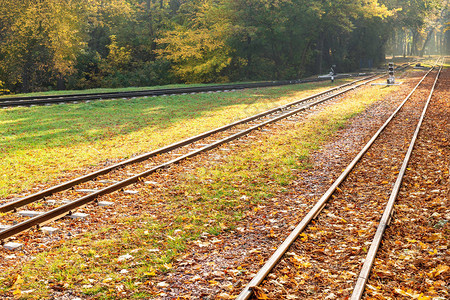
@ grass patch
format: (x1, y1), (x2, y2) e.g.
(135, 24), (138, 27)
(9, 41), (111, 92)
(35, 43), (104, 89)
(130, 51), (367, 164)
(0, 84), (399, 298)
(1, 79), (354, 197)
(0, 82), (253, 99)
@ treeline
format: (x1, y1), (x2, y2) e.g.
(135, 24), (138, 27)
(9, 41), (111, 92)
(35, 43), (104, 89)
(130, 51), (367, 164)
(0, 0), (447, 94)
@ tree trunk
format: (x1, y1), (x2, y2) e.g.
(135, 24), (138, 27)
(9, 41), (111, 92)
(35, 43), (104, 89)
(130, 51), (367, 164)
(411, 29), (420, 56)
(300, 39), (312, 77)
(445, 32), (448, 55)
(419, 29), (434, 57)
(318, 33), (324, 74)
(22, 55), (32, 93)
(392, 30), (396, 58)
(57, 75), (65, 90)
(246, 34), (252, 79)
(402, 31), (407, 58)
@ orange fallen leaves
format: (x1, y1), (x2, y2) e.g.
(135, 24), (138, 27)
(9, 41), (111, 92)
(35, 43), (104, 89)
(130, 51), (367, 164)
(251, 286), (269, 299)
(427, 265), (449, 278)
(300, 233), (307, 242)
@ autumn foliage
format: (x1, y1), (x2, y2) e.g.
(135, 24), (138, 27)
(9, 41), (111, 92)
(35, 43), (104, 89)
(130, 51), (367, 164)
(0, 0), (447, 93)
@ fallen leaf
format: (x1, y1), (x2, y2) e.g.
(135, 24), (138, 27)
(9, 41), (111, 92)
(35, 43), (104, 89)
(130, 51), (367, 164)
(217, 292), (232, 299)
(103, 277), (113, 283)
(300, 233), (308, 242)
(427, 265), (449, 278)
(157, 281), (169, 287)
(117, 254), (134, 262)
(251, 286), (268, 299)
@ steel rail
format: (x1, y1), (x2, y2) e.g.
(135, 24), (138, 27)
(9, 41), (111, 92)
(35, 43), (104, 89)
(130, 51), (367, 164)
(0, 75), (382, 242)
(0, 75), (377, 214)
(350, 63), (443, 300)
(0, 74), (367, 107)
(0, 63), (412, 107)
(235, 64), (437, 300)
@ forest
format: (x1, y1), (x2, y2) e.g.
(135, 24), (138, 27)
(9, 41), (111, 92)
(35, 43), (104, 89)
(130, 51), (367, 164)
(0, 0), (448, 94)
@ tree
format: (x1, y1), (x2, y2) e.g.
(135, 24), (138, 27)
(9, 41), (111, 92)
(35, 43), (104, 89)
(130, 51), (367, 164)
(156, 0), (234, 82)
(312, 0), (392, 73)
(382, 0), (444, 57)
(1, 0), (443, 92)
(0, 0), (86, 92)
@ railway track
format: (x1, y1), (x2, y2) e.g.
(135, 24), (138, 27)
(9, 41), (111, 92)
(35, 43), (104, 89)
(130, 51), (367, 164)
(0, 74), (368, 108)
(235, 60), (444, 299)
(0, 72), (390, 248)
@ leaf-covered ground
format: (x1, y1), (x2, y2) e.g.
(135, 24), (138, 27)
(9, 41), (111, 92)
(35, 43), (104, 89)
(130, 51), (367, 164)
(0, 79), (352, 198)
(2, 68), (447, 299)
(363, 68), (449, 300)
(245, 66), (448, 299)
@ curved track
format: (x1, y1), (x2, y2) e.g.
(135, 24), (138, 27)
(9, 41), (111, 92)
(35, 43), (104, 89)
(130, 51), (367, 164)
(235, 60), (443, 299)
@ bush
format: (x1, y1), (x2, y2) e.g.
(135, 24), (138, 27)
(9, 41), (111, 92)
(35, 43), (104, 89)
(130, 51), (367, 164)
(0, 80), (10, 95)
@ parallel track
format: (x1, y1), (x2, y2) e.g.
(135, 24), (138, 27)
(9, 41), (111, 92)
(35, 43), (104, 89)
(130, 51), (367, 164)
(0, 73), (386, 243)
(351, 62), (443, 300)
(0, 74), (367, 108)
(236, 60), (443, 299)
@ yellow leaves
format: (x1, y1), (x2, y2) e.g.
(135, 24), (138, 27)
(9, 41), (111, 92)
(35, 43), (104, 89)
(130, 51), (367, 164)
(419, 241), (428, 250)
(394, 287), (436, 300)
(394, 287), (420, 298)
(427, 265), (449, 278)
(12, 274), (23, 287)
(398, 254), (412, 260)
(426, 233), (443, 242)
(360, 0), (394, 19)
(13, 289), (21, 296)
(102, 277), (113, 284)
(143, 270), (156, 277)
(208, 280), (219, 286)
(217, 292), (232, 299)
(357, 229), (366, 236)
(10, 274), (23, 295)
(155, 11), (233, 82)
(183, 224), (194, 230)
(428, 249), (437, 256)
(268, 229), (277, 238)
(300, 233), (308, 242)
(103, 35), (132, 72)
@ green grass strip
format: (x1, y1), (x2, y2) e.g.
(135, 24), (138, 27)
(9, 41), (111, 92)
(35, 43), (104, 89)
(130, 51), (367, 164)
(0, 79), (352, 197)
(0, 84), (398, 299)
